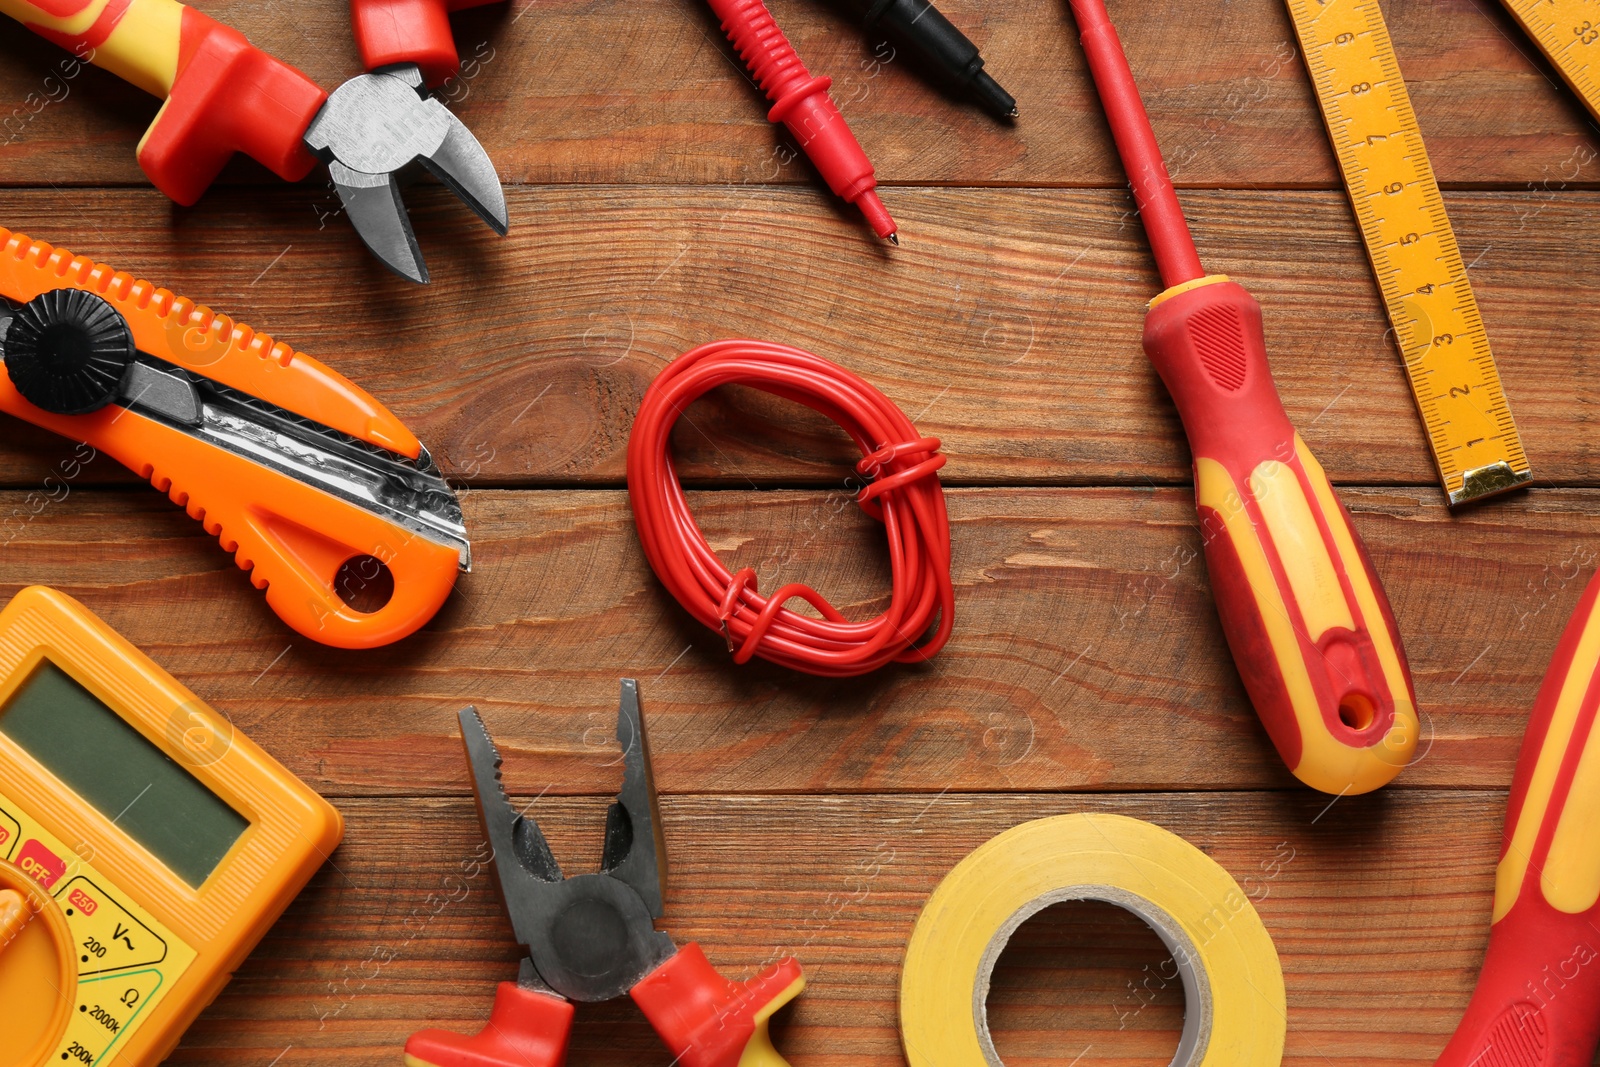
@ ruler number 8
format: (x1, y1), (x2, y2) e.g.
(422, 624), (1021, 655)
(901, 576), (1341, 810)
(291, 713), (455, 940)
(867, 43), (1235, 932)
(1351, 81), (1372, 94)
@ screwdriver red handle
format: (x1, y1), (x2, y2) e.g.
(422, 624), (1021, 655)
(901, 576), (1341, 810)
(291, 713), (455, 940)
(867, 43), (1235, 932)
(1067, 0), (1417, 794)
(1435, 568), (1600, 1067)
(0, 0), (325, 205)
(705, 0), (896, 240)
(1144, 277), (1418, 794)
(349, 0), (501, 86)
(404, 982), (574, 1067)
(631, 943), (805, 1067)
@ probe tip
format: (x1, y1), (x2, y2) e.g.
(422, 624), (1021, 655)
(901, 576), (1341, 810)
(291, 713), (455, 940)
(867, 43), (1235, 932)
(887, 232), (900, 246)
(854, 189), (898, 241)
(972, 69), (1018, 122)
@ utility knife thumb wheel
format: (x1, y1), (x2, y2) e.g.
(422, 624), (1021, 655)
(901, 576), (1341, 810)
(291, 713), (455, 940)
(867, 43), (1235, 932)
(1, 288), (135, 415)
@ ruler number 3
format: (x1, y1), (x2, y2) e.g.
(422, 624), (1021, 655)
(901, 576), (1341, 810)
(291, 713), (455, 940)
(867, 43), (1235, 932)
(1577, 20), (1600, 44)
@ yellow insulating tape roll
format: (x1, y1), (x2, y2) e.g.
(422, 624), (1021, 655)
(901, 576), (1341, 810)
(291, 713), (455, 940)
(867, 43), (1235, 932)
(900, 813), (1285, 1067)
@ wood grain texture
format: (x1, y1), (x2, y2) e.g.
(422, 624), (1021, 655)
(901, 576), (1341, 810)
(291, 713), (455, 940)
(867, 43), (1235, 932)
(1, 185), (1597, 489)
(169, 790), (1515, 1066)
(0, 0), (1595, 188)
(3, 0), (1598, 1062)
(0, 485), (1592, 796)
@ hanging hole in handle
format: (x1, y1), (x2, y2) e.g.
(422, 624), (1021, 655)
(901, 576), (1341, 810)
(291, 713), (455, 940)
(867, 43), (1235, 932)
(335, 555), (395, 614)
(1337, 693), (1377, 732)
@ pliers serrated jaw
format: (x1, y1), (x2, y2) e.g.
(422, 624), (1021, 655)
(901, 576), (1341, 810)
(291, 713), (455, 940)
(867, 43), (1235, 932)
(405, 681), (804, 1067)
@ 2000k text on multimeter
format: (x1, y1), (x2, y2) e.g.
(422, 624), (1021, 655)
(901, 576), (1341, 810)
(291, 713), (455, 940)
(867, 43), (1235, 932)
(0, 586), (343, 1066)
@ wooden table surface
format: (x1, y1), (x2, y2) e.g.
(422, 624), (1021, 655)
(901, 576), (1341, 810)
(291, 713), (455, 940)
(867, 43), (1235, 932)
(4, 0), (1600, 1062)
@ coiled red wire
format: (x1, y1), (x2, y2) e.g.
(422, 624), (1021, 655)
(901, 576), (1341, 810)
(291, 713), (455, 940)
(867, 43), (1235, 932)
(626, 340), (954, 677)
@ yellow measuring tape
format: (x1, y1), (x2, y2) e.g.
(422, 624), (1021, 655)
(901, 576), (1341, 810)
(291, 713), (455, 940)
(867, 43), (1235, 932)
(899, 814), (1285, 1067)
(1500, 0), (1600, 120)
(1286, 0), (1532, 506)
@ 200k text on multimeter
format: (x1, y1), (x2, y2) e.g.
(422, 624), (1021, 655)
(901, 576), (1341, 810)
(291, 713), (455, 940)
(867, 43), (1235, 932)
(0, 586), (342, 1066)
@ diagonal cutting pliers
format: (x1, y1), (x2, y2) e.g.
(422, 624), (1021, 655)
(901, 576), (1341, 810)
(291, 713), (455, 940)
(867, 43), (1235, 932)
(0, 0), (508, 283)
(405, 680), (804, 1067)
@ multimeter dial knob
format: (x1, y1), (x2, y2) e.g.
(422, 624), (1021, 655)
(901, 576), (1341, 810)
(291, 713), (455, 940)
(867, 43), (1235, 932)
(1, 288), (135, 416)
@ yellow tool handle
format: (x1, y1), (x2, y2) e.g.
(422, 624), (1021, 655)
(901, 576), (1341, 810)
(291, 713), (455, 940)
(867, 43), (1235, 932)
(0, 0), (184, 97)
(0, 0), (324, 203)
(1435, 567), (1600, 1065)
(1145, 277), (1419, 795)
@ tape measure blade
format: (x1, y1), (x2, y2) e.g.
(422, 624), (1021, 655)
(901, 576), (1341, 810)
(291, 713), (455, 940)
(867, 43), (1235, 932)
(1287, 0), (1533, 506)
(1501, 0), (1600, 122)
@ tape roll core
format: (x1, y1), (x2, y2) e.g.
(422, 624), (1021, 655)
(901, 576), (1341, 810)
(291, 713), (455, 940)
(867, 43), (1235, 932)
(901, 813), (1285, 1067)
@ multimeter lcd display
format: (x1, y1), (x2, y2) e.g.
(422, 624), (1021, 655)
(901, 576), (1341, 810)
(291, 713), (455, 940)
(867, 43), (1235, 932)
(0, 660), (249, 886)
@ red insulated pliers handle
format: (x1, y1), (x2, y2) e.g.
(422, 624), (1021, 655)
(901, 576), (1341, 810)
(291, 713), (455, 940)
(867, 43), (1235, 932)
(350, 0), (502, 86)
(1, 0), (325, 205)
(403, 946), (804, 1067)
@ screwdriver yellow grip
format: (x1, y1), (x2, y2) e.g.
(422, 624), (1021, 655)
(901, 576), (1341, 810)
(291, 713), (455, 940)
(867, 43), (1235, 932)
(1146, 278), (1418, 795)
(1435, 567), (1600, 1065)
(0, 0), (182, 97)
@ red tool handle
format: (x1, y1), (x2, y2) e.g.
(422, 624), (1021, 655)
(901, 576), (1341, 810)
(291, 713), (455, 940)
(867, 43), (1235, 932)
(0, 0), (325, 204)
(349, 0), (501, 86)
(704, 0), (896, 240)
(631, 943), (805, 1067)
(404, 982), (574, 1067)
(1436, 568), (1600, 1067)
(1068, 0), (1417, 794)
(1144, 278), (1417, 795)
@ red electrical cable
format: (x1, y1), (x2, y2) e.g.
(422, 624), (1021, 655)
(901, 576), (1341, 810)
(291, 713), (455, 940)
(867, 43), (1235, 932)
(1067, 0), (1204, 288)
(627, 340), (954, 677)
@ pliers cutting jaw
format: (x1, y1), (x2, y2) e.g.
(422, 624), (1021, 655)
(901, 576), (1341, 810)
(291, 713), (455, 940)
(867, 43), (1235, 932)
(303, 64), (510, 285)
(459, 680), (675, 1002)
(408, 681), (805, 1067)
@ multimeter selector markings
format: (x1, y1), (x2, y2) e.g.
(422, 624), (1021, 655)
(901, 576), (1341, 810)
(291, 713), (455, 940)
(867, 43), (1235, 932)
(0, 289), (136, 416)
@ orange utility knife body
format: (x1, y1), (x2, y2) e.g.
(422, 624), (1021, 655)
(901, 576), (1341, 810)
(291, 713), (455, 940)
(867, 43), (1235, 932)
(0, 230), (469, 648)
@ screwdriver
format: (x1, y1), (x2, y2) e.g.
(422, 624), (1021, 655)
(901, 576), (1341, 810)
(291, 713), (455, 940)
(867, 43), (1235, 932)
(836, 0), (1016, 119)
(1435, 568), (1600, 1067)
(1065, 0), (1418, 795)
(707, 0), (898, 242)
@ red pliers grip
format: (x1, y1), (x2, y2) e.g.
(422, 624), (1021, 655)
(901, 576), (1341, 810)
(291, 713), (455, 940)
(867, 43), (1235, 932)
(350, 0), (502, 86)
(406, 950), (805, 1067)
(1, 0), (325, 204)
(405, 683), (803, 1067)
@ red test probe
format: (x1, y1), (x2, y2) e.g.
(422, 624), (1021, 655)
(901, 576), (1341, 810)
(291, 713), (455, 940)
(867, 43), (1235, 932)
(1066, 0), (1419, 795)
(627, 340), (953, 676)
(707, 0), (899, 241)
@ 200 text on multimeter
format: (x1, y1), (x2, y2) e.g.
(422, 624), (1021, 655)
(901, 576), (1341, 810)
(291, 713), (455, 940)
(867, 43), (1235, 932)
(0, 587), (343, 1066)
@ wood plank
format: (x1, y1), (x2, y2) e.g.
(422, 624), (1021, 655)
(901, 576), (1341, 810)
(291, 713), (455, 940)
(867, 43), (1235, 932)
(1, 186), (1594, 489)
(0, 0), (1593, 189)
(170, 790), (1513, 1065)
(0, 485), (1589, 795)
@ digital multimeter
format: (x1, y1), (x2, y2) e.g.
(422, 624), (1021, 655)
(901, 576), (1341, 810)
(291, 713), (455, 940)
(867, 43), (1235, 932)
(0, 586), (343, 1066)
